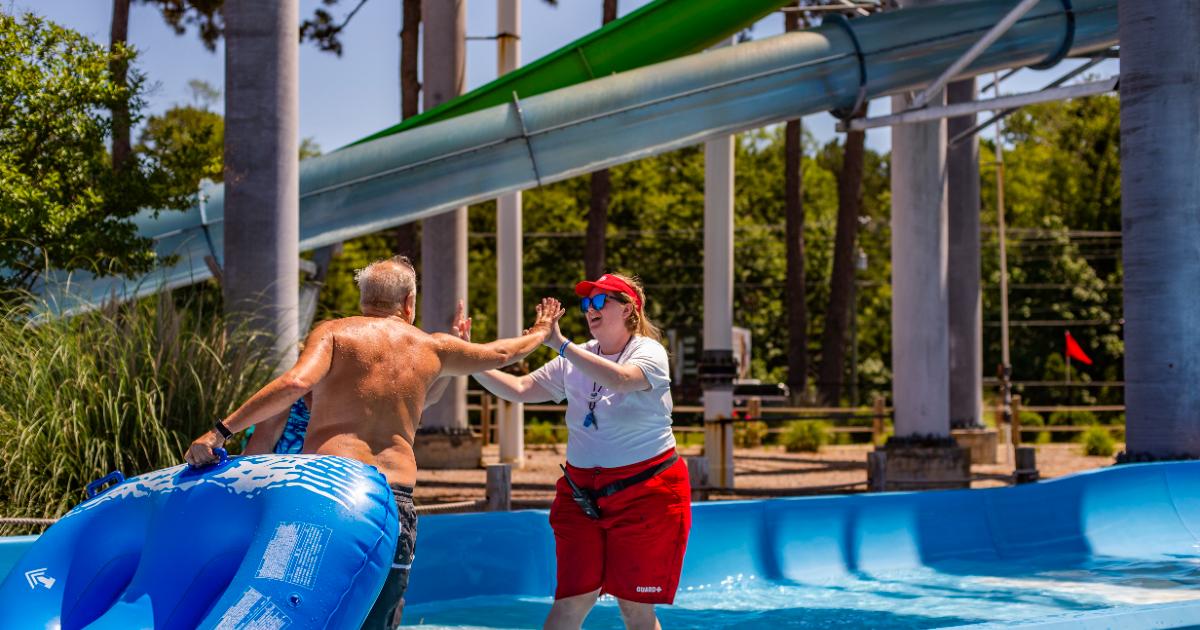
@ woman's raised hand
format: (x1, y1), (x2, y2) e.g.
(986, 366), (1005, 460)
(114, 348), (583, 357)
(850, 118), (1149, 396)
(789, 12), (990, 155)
(450, 299), (472, 341)
(529, 297), (567, 349)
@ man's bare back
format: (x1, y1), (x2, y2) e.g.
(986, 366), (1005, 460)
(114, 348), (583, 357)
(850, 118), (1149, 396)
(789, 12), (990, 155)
(185, 297), (564, 489)
(300, 316), (444, 487)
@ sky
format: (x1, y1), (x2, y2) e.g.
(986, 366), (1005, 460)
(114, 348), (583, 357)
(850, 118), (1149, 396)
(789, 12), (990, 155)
(16, 1), (1116, 155)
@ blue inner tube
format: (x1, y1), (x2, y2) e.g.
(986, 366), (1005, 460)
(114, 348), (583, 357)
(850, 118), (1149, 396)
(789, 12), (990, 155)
(0, 454), (398, 629)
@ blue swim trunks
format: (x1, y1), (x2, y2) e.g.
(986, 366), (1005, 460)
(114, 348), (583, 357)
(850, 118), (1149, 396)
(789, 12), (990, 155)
(272, 397), (310, 454)
(243, 397), (309, 454)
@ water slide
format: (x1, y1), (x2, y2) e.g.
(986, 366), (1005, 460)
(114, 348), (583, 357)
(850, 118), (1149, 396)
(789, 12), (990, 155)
(32, 0), (1117, 313)
(2, 461), (1198, 626)
(394, 461), (1200, 627)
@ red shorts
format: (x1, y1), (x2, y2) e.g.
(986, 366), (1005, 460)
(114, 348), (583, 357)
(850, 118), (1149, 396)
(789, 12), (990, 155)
(550, 449), (692, 604)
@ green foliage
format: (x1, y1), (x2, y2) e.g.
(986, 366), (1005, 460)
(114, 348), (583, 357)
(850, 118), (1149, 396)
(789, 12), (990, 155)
(1081, 426), (1115, 457)
(734, 420), (770, 448)
(781, 420), (828, 453)
(137, 105), (224, 198)
(1048, 409), (1098, 443)
(981, 94), (1123, 406)
(1016, 410), (1050, 444)
(1048, 410), (1098, 426)
(0, 13), (189, 293)
(450, 126), (893, 402)
(0, 292), (276, 532)
(524, 421), (562, 445)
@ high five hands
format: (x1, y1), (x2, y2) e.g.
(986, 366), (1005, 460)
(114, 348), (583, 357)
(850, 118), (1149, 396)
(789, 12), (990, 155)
(528, 297), (566, 349)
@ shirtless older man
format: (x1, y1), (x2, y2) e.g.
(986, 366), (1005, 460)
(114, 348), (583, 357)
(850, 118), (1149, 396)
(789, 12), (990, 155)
(185, 255), (564, 629)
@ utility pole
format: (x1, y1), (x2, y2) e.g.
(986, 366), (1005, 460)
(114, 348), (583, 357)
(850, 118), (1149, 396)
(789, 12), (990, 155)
(496, 0), (525, 466)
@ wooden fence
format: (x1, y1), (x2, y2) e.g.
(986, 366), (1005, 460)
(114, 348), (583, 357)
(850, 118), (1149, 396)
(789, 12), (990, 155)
(469, 390), (1126, 446)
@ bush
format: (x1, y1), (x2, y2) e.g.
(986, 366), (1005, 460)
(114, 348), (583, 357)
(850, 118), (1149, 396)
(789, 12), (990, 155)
(1049, 410), (1099, 443)
(1081, 426), (1115, 457)
(0, 291), (276, 533)
(734, 420), (770, 448)
(524, 421), (560, 445)
(1016, 411), (1050, 444)
(781, 420), (828, 453)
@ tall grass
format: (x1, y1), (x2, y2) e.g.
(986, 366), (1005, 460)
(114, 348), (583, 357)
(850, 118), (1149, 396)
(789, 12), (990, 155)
(0, 290), (276, 532)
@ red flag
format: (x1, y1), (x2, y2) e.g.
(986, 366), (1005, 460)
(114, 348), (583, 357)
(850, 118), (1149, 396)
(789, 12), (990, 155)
(1064, 331), (1093, 365)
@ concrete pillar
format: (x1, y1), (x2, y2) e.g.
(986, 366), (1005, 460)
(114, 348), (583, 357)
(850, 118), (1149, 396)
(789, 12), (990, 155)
(947, 78), (983, 429)
(702, 112), (736, 489)
(1121, 0), (1200, 458)
(421, 0), (468, 429)
(496, 0), (525, 465)
(223, 0), (299, 369)
(889, 0), (949, 438)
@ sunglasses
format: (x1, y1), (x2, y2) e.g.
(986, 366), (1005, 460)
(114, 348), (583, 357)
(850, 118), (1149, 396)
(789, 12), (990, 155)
(579, 293), (625, 313)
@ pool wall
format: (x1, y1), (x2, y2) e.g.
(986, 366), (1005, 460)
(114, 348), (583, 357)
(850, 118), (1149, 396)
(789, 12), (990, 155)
(402, 461), (1200, 606)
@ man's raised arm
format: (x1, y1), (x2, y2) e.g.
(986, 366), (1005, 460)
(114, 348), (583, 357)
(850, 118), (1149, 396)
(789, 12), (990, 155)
(434, 297), (563, 377)
(184, 321), (336, 466)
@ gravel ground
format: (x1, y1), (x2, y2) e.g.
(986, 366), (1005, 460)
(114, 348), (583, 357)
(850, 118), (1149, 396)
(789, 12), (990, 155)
(413, 442), (1120, 508)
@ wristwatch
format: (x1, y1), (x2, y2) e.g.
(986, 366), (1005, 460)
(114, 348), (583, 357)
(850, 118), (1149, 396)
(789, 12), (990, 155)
(213, 419), (233, 441)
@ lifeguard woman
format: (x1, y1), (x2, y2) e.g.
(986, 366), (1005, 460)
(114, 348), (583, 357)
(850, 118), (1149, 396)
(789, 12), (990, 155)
(472, 273), (690, 630)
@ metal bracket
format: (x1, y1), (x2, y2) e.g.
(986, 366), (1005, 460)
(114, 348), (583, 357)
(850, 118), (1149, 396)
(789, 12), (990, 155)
(909, 0), (1043, 111)
(825, 13), (868, 121)
(949, 53), (1108, 147)
(1029, 0), (1074, 70)
(510, 91), (544, 187)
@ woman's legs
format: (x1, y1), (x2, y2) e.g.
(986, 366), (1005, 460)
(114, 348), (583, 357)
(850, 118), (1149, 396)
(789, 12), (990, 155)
(543, 588), (601, 630)
(616, 598), (661, 630)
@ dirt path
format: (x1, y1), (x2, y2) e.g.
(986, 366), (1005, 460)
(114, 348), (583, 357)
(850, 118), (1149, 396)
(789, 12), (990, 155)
(413, 442), (1119, 508)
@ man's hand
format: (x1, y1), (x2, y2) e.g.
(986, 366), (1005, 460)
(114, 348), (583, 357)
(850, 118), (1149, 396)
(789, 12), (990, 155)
(450, 299), (472, 342)
(185, 430), (225, 467)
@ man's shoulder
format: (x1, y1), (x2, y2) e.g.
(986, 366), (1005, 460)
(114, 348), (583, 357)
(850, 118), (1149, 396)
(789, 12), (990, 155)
(314, 316), (426, 341)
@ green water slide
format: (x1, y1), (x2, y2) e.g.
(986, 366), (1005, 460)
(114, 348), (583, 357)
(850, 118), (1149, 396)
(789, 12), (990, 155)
(351, 0), (797, 145)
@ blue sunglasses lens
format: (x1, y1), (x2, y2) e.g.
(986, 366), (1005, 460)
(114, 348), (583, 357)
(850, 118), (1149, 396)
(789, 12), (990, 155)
(579, 294), (608, 313)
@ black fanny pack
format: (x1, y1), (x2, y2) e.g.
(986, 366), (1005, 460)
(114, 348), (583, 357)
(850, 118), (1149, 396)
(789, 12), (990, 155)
(559, 453), (680, 520)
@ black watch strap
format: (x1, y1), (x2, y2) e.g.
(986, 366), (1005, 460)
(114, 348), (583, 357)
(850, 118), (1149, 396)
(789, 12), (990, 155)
(213, 419), (233, 440)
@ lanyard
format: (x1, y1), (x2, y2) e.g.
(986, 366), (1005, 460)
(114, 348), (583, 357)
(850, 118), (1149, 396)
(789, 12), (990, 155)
(583, 335), (634, 430)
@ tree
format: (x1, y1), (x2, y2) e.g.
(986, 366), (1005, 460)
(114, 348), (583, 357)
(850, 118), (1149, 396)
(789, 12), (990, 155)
(0, 13), (186, 294)
(817, 102), (867, 405)
(980, 94), (1123, 407)
(137, 104), (224, 200)
(584, 0), (619, 280)
(110, 0), (133, 173)
(137, 81), (319, 203)
(783, 9), (808, 403)
(391, 0), (421, 262)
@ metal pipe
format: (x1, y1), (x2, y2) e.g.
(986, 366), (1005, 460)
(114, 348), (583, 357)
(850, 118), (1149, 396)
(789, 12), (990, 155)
(496, 0), (525, 466)
(948, 55), (1109, 146)
(852, 77), (1116, 130)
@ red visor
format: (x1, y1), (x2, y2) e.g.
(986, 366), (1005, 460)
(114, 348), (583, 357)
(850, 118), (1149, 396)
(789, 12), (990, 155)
(574, 274), (642, 310)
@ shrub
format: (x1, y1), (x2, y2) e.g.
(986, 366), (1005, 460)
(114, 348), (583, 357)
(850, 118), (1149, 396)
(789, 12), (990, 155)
(0, 291), (276, 533)
(781, 420), (828, 453)
(734, 421), (770, 448)
(1081, 426), (1115, 457)
(1016, 411), (1050, 444)
(524, 422), (559, 445)
(1049, 410), (1099, 443)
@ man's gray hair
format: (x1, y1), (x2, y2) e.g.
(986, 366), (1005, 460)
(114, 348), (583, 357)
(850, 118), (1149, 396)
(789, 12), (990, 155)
(355, 255), (417, 309)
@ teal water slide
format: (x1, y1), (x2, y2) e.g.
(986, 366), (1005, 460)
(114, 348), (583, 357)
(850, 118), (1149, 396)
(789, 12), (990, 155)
(32, 0), (1114, 313)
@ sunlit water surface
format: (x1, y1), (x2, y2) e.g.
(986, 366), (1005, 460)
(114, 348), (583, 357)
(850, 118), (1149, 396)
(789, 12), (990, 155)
(403, 556), (1200, 629)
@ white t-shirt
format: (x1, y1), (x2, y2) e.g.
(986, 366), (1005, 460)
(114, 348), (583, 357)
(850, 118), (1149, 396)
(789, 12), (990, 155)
(527, 336), (676, 468)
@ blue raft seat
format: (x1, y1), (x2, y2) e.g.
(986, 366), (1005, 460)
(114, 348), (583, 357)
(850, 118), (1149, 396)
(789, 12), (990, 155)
(0, 454), (398, 629)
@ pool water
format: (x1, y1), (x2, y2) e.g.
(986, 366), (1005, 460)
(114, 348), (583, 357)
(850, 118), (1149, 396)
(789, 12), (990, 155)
(403, 556), (1200, 629)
